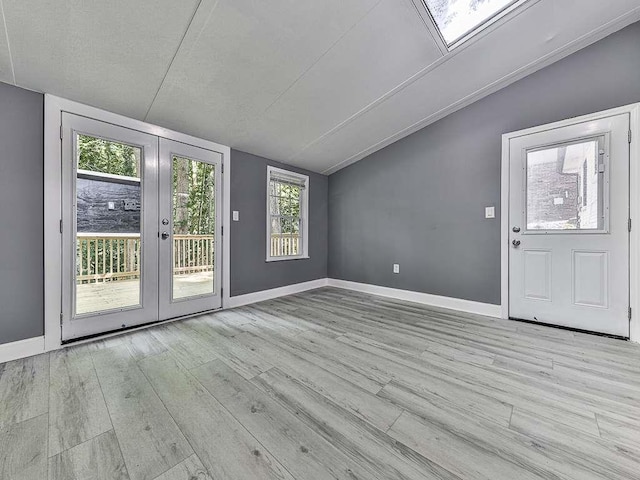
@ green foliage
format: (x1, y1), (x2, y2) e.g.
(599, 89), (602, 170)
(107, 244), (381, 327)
(269, 181), (301, 235)
(77, 135), (139, 177)
(173, 157), (216, 235)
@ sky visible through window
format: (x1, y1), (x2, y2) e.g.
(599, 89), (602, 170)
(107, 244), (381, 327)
(424, 0), (516, 45)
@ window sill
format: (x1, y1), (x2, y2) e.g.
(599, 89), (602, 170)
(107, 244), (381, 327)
(266, 255), (310, 263)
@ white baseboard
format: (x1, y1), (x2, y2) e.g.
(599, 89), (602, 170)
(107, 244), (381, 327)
(0, 336), (46, 364)
(327, 279), (502, 318)
(226, 278), (329, 309)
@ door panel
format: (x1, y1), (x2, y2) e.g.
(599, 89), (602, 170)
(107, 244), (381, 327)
(159, 138), (222, 320)
(62, 113), (159, 341)
(523, 250), (552, 301)
(508, 114), (629, 337)
(572, 250), (608, 308)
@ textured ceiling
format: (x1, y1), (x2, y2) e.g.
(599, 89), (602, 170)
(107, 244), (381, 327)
(0, 0), (639, 173)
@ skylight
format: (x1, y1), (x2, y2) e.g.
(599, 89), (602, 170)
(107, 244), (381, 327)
(424, 0), (521, 47)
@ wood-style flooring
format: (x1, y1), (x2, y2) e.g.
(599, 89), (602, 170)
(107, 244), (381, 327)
(2, 287), (640, 480)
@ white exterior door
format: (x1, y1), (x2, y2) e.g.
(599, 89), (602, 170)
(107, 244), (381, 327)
(61, 113), (159, 341)
(508, 114), (630, 337)
(158, 138), (223, 320)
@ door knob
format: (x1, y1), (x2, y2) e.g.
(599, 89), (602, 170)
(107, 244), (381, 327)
(512, 239), (521, 248)
(512, 226), (521, 233)
(161, 232), (170, 240)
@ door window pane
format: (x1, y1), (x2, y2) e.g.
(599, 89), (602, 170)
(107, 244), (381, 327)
(172, 156), (215, 300)
(75, 135), (142, 315)
(526, 139), (604, 231)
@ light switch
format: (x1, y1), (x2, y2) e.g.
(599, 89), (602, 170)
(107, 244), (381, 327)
(107, 201), (115, 210)
(232, 210), (240, 221)
(485, 206), (495, 219)
(393, 264), (400, 274)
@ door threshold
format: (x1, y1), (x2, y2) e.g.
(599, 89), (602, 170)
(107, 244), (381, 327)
(508, 316), (629, 341)
(62, 307), (223, 346)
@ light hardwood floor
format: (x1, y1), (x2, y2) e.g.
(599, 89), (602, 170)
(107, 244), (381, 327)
(2, 287), (640, 480)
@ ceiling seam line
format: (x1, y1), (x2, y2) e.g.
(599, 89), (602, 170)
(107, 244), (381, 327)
(409, 0), (447, 56)
(258, 0), (385, 116)
(143, 0), (208, 122)
(0, 0), (16, 84)
(321, 6), (640, 174)
(287, 0), (543, 162)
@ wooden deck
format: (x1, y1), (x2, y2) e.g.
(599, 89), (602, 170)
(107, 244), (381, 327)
(76, 272), (214, 314)
(2, 287), (640, 479)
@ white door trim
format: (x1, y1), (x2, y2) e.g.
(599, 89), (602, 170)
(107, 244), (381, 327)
(501, 103), (640, 343)
(44, 94), (231, 351)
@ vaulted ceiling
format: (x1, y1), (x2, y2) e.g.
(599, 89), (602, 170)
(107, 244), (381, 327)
(0, 0), (639, 173)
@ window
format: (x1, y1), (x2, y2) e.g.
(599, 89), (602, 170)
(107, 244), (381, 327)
(525, 137), (606, 232)
(423, 0), (525, 48)
(267, 166), (309, 261)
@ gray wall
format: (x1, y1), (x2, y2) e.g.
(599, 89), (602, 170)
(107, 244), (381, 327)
(230, 149), (328, 296)
(328, 21), (640, 305)
(0, 83), (44, 344)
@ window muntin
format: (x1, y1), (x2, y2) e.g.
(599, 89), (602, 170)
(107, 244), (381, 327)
(267, 167), (309, 260)
(525, 137), (606, 232)
(423, 0), (521, 47)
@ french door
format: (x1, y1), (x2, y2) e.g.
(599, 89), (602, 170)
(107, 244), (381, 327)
(61, 114), (222, 341)
(508, 113), (630, 337)
(158, 139), (222, 320)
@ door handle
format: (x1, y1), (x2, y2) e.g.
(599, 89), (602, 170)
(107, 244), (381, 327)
(512, 239), (521, 248)
(512, 226), (521, 233)
(161, 232), (170, 240)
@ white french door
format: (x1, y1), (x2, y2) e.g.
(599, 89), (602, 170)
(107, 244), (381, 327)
(158, 139), (222, 320)
(508, 113), (630, 337)
(61, 115), (222, 341)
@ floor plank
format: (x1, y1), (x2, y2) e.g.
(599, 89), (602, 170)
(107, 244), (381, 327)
(193, 359), (375, 480)
(153, 454), (212, 480)
(254, 367), (459, 480)
(92, 345), (193, 480)
(0, 414), (48, 480)
(0, 353), (49, 430)
(388, 411), (545, 480)
(48, 345), (112, 457)
(138, 352), (295, 480)
(48, 430), (130, 480)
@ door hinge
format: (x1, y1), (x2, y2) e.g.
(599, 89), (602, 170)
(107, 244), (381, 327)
(629, 130), (632, 144)
(60, 125), (63, 140)
(629, 307), (632, 321)
(629, 218), (632, 232)
(221, 226), (223, 236)
(59, 219), (63, 234)
(221, 164), (224, 174)
(60, 312), (63, 325)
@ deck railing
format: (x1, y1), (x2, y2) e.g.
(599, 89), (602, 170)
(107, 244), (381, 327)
(270, 234), (301, 257)
(76, 233), (214, 284)
(77, 232), (301, 283)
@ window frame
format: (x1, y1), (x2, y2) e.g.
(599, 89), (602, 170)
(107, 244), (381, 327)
(421, 0), (530, 50)
(522, 134), (609, 235)
(266, 165), (310, 262)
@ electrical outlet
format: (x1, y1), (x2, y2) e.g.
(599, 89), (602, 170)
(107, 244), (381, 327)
(232, 210), (240, 221)
(393, 264), (400, 274)
(107, 201), (115, 210)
